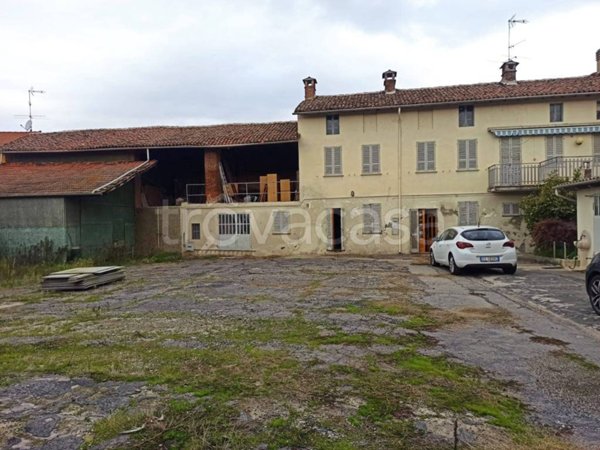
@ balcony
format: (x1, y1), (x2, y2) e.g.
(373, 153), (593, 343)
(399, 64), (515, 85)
(186, 180), (300, 204)
(488, 155), (596, 192)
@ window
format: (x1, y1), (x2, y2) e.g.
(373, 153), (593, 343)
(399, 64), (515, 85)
(545, 136), (564, 159)
(363, 204), (382, 234)
(362, 144), (381, 174)
(550, 103), (563, 122)
(461, 228), (506, 241)
(457, 139), (477, 170)
(458, 201), (479, 226)
(502, 203), (521, 217)
(191, 223), (201, 240)
(324, 146), (342, 175)
(417, 142), (435, 171)
(594, 135), (600, 161)
(458, 105), (474, 127)
(218, 213), (250, 235)
(272, 211), (290, 234)
(596, 101), (600, 120)
(594, 196), (600, 216)
(326, 114), (340, 135)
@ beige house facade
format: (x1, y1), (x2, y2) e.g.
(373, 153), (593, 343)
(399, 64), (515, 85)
(292, 53), (600, 256)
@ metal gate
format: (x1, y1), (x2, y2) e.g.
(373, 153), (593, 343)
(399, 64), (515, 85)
(218, 213), (251, 250)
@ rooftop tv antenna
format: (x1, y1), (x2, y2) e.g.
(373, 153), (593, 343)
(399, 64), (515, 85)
(507, 15), (528, 60)
(16, 87), (45, 132)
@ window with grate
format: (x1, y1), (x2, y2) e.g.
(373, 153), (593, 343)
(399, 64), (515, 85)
(324, 146), (342, 175)
(272, 211), (290, 234)
(550, 103), (563, 122)
(502, 203), (521, 217)
(457, 139), (477, 170)
(363, 204), (382, 234)
(218, 214), (250, 235)
(458, 105), (474, 127)
(326, 114), (340, 135)
(458, 201), (479, 226)
(417, 142), (435, 171)
(362, 144), (381, 174)
(191, 223), (201, 240)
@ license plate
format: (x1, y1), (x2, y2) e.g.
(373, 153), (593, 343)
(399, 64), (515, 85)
(480, 256), (500, 262)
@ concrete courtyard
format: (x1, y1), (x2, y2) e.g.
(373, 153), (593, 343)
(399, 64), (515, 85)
(1, 256), (599, 449)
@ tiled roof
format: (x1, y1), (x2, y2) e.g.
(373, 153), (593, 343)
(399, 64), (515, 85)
(556, 176), (600, 191)
(294, 73), (600, 114)
(0, 160), (156, 198)
(0, 132), (27, 146)
(1, 122), (298, 153)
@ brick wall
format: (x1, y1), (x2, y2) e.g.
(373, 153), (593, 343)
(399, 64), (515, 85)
(204, 149), (221, 203)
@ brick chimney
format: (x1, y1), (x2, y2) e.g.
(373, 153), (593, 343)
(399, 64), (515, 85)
(303, 77), (317, 100)
(500, 60), (519, 85)
(596, 49), (600, 73)
(382, 69), (397, 93)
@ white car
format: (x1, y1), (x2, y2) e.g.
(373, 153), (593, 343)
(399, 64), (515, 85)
(430, 226), (517, 275)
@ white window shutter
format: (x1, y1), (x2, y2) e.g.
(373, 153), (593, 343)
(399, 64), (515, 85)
(458, 202), (467, 226)
(363, 204), (373, 234)
(458, 140), (467, 169)
(324, 147), (332, 175)
(468, 202), (479, 225)
(373, 204), (382, 233)
(417, 143), (425, 171)
(372, 145), (380, 173)
(427, 142), (435, 171)
(468, 140), (477, 169)
(362, 145), (370, 173)
(334, 147), (342, 174)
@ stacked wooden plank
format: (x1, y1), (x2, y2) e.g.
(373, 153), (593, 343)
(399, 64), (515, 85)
(41, 266), (125, 291)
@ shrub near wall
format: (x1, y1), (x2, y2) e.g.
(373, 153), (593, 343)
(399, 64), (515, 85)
(531, 219), (577, 257)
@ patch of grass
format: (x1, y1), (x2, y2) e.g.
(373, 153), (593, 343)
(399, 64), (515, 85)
(551, 350), (600, 371)
(392, 349), (529, 435)
(402, 315), (438, 331)
(141, 252), (182, 264)
(90, 409), (148, 443)
(0, 258), (95, 288)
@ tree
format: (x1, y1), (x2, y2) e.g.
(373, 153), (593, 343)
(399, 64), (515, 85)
(519, 173), (577, 232)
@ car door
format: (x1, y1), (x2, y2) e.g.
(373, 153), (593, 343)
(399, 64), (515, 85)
(441, 229), (457, 264)
(433, 230), (449, 264)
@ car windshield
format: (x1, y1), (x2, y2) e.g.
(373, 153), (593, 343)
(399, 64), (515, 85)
(461, 229), (505, 241)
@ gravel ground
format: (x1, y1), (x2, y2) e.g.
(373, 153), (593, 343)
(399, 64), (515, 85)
(1, 256), (599, 449)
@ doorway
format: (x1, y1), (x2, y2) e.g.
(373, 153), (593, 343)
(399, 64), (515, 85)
(330, 208), (343, 252)
(410, 209), (438, 253)
(218, 213), (251, 250)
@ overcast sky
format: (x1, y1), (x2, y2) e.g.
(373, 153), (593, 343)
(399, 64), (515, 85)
(0, 0), (598, 132)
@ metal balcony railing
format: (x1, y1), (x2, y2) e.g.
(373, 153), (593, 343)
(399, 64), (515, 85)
(488, 155), (597, 191)
(185, 180), (300, 204)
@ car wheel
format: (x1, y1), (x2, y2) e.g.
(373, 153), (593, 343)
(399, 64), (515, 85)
(448, 254), (461, 275)
(588, 274), (600, 316)
(430, 250), (439, 267)
(503, 265), (517, 275)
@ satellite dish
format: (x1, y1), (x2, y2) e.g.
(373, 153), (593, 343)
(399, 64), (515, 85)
(24, 119), (32, 131)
